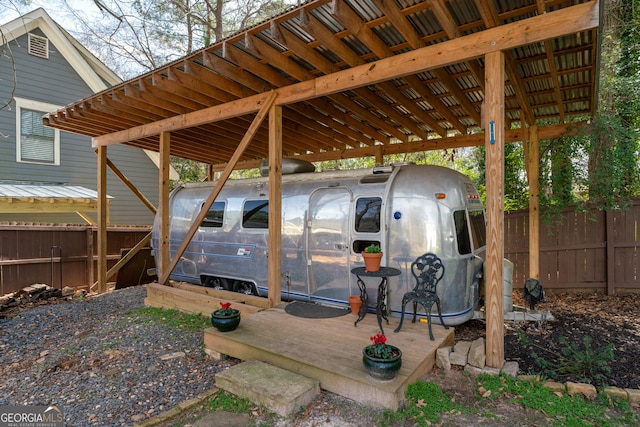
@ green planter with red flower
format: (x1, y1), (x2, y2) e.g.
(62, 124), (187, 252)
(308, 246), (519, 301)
(211, 302), (241, 332)
(362, 333), (402, 381)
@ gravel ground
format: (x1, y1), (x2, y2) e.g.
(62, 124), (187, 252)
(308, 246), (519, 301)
(0, 285), (237, 427)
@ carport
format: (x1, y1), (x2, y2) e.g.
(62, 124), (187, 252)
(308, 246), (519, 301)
(43, 0), (600, 368)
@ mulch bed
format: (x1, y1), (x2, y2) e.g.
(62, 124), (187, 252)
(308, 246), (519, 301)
(456, 291), (640, 389)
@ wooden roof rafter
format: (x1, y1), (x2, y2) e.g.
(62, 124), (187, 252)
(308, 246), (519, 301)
(42, 0), (599, 167)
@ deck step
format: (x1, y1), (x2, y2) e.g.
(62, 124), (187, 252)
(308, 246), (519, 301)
(215, 360), (320, 417)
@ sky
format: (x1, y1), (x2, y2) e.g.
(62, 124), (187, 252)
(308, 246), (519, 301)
(1, 1), (100, 31)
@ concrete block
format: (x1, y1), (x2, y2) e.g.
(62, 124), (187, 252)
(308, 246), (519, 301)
(215, 360), (320, 417)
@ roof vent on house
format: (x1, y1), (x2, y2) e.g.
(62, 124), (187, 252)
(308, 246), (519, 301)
(28, 33), (49, 59)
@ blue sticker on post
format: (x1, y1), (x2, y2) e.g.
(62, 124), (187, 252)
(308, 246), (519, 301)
(489, 121), (495, 145)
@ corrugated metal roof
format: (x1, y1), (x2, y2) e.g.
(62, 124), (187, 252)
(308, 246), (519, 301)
(42, 0), (599, 168)
(0, 182), (111, 199)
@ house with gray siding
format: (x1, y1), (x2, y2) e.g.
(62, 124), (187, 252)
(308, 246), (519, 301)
(0, 8), (170, 225)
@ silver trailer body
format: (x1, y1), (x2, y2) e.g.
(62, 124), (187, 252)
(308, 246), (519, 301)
(151, 163), (486, 325)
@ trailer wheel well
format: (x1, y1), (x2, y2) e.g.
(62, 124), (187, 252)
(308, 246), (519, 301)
(202, 276), (231, 291)
(233, 280), (257, 295)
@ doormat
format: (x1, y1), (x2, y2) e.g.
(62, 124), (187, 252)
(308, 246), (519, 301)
(284, 301), (350, 318)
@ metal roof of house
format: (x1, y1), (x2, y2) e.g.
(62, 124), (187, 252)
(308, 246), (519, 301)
(42, 0), (599, 168)
(0, 182), (107, 199)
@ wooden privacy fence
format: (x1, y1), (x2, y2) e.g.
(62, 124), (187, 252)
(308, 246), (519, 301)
(505, 198), (640, 294)
(0, 224), (153, 295)
(2, 199), (639, 296)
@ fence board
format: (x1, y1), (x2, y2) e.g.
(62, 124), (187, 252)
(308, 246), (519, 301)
(505, 198), (640, 293)
(0, 224), (152, 295)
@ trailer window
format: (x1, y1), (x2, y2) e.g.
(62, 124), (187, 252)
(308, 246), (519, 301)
(469, 210), (487, 249)
(454, 210), (472, 255)
(353, 240), (380, 253)
(200, 202), (226, 228)
(243, 200), (269, 229)
(355, 197), (381, 233)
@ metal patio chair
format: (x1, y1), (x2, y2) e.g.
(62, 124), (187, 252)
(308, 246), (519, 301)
(394, 252), (449, 340)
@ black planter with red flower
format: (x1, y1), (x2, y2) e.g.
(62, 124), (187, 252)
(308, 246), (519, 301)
(362, 333), (402, 381)
(211, 302), (241, 332)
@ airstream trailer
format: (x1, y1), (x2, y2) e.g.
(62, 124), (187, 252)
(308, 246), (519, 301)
(151, 162), (486, 325)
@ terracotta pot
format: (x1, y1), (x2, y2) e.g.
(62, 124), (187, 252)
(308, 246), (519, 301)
(362, 252), (383, 272)
(348, 295), (362, 315)
(211, 309), (241, 332)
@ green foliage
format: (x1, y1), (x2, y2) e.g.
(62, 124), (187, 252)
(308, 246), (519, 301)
(380, 380), (464, 426)
(554, 336), (614, 385)
(475, 373), (638, 427)
(170, 157), (209, 185)
(515, 333), (614, 386)
(364, 244), (381, 254)
(206, 390), (253, 413)
(127, 307), (208, 332)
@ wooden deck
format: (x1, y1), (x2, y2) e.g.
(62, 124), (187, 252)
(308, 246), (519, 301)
(204, 305), (454, 410)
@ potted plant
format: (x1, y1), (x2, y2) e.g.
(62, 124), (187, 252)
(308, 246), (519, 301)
(362, 333), (402, 380)
(362, 244), (383, 272)
(210, 301), (241, 332)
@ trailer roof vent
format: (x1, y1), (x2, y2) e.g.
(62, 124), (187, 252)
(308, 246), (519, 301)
(360, 175), (389, 184)
(259, 158), (315, 177)
(372, 165), (394, 174)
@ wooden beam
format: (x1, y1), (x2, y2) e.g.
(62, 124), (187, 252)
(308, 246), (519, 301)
(97, 146), (108, 293)
(90, 1), (599, 148)
(158, 131), (171, 284)
(527, 126), (540, 280)
(90, 232), (152, 292)
(211, 121), (589, 171)
(484, 50), (505, 369)
(268, 105), (283, 308)
(102, 155), (157, 214)
(76, 211), (96, 224)
(0, 199), (99, 213)
(92, 91), (277, 147)
(158, 91), (279, 285)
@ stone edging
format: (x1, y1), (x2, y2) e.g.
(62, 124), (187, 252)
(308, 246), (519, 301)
(436, 337), (640, 403)
(133, 387), (219, 427)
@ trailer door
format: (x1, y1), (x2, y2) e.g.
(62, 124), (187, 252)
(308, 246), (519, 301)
(307, 187), (352, 303)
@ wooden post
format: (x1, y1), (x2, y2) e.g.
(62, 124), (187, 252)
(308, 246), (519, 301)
(158, 131), (171, 284)
(86, 227), (94, 290)
(268, 105), (283, 308)
(375, 144), (383, 165)
(158, 91), (278, 286)
(484, 50), (505, 369)
(527, 126), (540, 280)
(97, 146), (108, 293)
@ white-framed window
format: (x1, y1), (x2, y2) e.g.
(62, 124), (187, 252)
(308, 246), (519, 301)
(15, 98), (61, 165)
